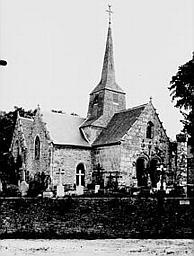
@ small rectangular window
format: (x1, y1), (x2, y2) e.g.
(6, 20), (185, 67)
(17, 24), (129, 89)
(113, 93), (118, 103)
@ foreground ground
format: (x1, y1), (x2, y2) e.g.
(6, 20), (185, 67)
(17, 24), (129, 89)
(0, 239), (193, 256)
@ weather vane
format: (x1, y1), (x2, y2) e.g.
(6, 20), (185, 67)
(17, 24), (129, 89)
(106, 4), (113, 25)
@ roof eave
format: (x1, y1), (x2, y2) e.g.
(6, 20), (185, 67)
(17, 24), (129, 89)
(90, 87), (125, 95)
(92, 141), (121, 148)
(53, 143), (91, 149)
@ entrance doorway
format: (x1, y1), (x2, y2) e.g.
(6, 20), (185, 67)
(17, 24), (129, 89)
(149, 158), (161, 187)
(136, 158), (148, 187)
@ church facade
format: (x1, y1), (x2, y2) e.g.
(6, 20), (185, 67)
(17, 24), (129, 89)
(10, 20), (172, 193)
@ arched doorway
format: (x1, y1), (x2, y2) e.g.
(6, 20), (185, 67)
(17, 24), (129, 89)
(136, 158), (148, 187)
(76, 163), (85, 187)
(149, 157), (161, 187)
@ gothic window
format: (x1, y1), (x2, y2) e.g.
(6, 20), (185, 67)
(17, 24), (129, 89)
(15, 140), (19, 157)
(15, 140), (22, 169)
(35, 136), (40, 160)
(48, 148), (52, 166)
(76, 163), (85, 186)
(146, 121), (154, 139)
(113, 93), (118, 104)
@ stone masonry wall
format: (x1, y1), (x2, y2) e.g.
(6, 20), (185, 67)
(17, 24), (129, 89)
(103, 89), (126, 119)
(120, 103), (170, 187)
(91, 144), (121, 186)
(84, 89), (126, 143)
(11, 119), (25, 162)
(27, 113), (51, 178)
(52, 146), (92, 187)
(87, 89), (126, 124)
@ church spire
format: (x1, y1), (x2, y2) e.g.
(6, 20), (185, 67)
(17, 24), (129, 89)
(91, 5), (124, 94)
(82, 5), (126, 132)
(102, 4), (115, 85)
(100, 22), (115, 86)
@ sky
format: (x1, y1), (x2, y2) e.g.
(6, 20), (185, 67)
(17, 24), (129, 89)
(0, 0), (193, 140)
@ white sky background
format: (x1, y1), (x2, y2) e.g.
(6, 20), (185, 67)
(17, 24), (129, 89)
(0, 0), (193, 140)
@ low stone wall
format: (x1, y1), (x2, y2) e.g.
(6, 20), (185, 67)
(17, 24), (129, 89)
(0, 197), (193, 239)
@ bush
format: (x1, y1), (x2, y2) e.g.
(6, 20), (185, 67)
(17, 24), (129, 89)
(138, 187), (151, 197)
(27, 180), (42, 197)
(4, 184), (21, 197)
(27, 172), (51, 197)
(168, 186), (185, 197)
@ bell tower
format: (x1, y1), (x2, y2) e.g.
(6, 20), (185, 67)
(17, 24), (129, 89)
(81, 5), (126, 142)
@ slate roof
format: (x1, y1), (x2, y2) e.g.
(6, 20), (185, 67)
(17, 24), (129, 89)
(42, 111), (90, 147)
(17, 104), (146, 148)
(80, 114), (110, 128)
(93, 104), (147, 146)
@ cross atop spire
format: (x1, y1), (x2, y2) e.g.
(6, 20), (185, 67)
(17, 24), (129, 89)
(106, 4), (113, 25)
(82, 5), (126, 129)
(91, 4), (124, 94)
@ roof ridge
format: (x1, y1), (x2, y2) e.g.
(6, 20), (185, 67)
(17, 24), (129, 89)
(19, 116), (33, 121)
(42, 110), (85, 120)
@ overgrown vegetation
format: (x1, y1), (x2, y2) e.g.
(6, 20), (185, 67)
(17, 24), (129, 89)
(0, 107), (35, 185)
(169, 53), (194, 151)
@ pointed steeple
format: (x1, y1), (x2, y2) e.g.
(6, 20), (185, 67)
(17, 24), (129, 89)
(91, 6), (124, 94)
(100, 25), (116, 86)
(82, 5), (126, 134)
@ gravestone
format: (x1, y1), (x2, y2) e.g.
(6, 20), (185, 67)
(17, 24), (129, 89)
(76, 186), (84, 195)
(57, 185), (64, 197)
(179, 199), (190, 205)
(43, 187), (53, 198)
(0, 179), (2, 192)
(20, 180), (29, 196)
(56, 169), (64, 197)
(95, 185), (100, 193)
(43, 176), (53, 198)
(163, 180), (166, 191)
(157, 175), (162, 190)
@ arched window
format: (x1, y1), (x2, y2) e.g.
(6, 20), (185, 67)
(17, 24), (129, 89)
(76, 163), (85, 186)
(146, 121), (154, 139)
(15, 140), (22, 169)
(15, 140), (20, 157)
(35, 136), (40, 160)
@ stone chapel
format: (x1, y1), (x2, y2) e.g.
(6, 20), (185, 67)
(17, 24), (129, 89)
(10, 14), (172, 193)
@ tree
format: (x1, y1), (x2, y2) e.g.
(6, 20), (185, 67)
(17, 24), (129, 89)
(169, 54), (194, 151)
(0, 107), (35, 184)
